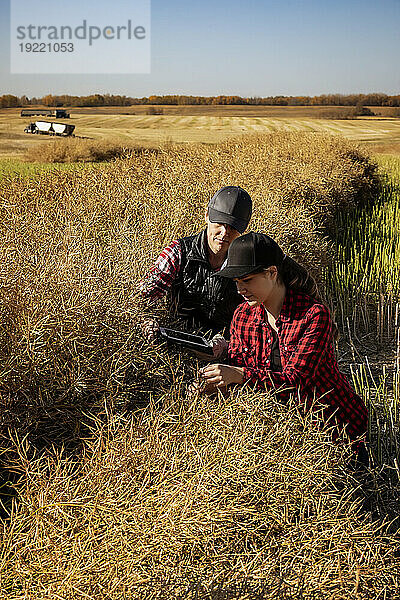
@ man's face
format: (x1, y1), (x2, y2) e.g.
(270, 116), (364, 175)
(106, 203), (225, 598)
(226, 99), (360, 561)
(206, 211), (241, 255)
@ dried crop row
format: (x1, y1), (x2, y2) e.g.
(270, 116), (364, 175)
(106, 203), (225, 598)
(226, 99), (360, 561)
(0, 133), (377, 446)
(0, 133), (378, 446)
(0, 392), (398, 599)
(0, 133), (395, 598)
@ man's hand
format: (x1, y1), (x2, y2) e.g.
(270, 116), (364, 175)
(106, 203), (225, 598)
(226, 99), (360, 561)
(141, 318), (160, 343)
(200, 364), (244, 388)
(211, 334), (229, 359)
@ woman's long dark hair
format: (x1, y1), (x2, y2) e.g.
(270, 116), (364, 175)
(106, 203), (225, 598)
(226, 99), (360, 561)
(276, 255), (338, 339)
(278, 255), (321, 301)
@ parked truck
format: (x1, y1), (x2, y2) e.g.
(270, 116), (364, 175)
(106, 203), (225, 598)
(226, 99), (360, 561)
(24, 121), (75, 136)
(21, 109), (70, 118)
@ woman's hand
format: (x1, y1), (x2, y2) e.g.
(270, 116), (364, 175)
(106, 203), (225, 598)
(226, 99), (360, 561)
(186, 378), (217, 396)
(200, 364), (244, 388)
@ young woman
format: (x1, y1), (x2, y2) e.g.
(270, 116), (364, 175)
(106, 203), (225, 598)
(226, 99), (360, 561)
(201, 232), (368, 445)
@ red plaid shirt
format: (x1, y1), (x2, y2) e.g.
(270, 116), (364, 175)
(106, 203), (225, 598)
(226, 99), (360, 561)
(139, 241), (182, 301)
(228, 289), (368, 441)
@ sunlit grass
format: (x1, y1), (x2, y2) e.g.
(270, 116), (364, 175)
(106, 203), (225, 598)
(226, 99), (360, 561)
(326, 155), (400, 328)
(325, 154), (400, 469)
(0, 157), (94, 178)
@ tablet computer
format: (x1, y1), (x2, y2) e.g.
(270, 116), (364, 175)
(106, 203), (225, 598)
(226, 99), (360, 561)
(159, 327), (214, 355)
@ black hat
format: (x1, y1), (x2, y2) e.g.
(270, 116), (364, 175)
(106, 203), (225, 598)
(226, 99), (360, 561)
(208, 186), (252, 234)
(215, 232), (285, 279)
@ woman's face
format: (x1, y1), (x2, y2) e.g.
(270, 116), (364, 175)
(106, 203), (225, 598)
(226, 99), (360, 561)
(234, 268), (277, 306)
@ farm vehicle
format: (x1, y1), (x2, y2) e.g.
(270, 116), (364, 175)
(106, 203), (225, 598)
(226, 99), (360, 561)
(24, 121), (75, 136)
(21, 109), (70, 118)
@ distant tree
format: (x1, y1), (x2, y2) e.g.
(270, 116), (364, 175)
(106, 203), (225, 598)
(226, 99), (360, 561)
(42, 94), (56, 106)
(8, 91), (400, 109)
(353, 101), (375, 117)
(146, 106), (163, 115)
(0, 94), (20, 108)
(388, 96), (400, 107)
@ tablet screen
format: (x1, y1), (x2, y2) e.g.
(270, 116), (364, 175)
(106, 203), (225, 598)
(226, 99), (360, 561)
(159, 327), (213, 355)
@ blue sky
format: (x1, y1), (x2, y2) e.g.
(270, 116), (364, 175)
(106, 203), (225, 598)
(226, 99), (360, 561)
(0, 0), (399, 97)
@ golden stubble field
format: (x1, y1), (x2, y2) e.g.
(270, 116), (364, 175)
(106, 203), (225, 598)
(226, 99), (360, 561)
(1, 105), (400, 158)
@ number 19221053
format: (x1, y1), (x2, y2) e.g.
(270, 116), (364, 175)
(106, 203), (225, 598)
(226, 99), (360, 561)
(19, 43), (74, 52)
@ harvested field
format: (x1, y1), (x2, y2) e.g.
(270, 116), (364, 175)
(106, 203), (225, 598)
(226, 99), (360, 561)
(1, 106), (400, 158)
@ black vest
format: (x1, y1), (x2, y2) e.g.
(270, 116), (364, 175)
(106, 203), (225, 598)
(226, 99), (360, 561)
(169, 229), (243, 334)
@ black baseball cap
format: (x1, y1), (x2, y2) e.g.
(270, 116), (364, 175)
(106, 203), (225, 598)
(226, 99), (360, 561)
(208, 186), (252, 234)
(215, 232), (285, 279)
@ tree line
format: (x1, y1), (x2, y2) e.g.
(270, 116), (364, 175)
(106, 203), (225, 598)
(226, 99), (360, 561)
(1, 92), (400, 109)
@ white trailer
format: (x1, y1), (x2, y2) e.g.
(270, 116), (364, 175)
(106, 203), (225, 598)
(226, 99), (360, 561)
(52, 122), (71, 134)
(24, 121), (75, 136)
(35, 121), (53, 133)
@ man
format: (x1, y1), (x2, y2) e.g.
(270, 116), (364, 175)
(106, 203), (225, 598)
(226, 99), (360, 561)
(139, 186), (252, 354)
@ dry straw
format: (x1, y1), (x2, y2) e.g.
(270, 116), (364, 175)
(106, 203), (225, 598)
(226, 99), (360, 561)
(0, 133), (377, 443)
(24, 137), (130, 163)
(0, 392), (399, 599)
(0, 132), (396, 598)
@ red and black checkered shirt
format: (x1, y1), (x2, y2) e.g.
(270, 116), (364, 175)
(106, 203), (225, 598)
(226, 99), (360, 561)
(139, 241), (181, 301)
(228, 288), (368, 441)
